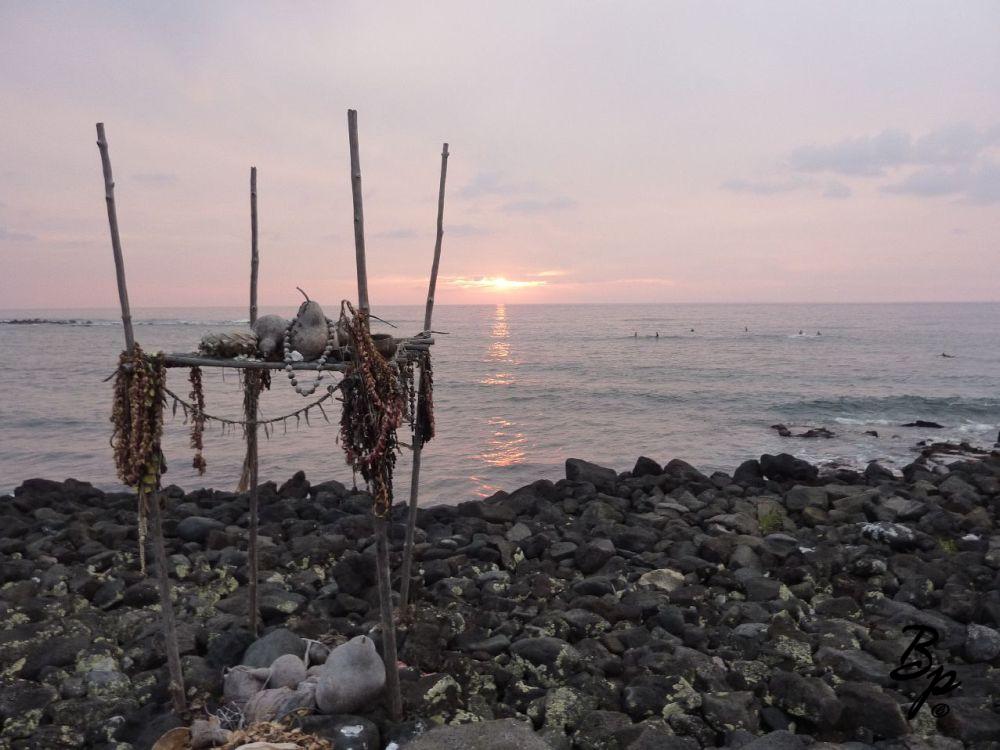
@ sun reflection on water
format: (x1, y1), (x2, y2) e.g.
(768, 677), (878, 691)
(473, 304), (527, 478)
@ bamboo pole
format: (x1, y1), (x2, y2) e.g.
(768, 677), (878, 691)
(96, 123), (135, 350)
(250, 166), (259, 326)
(347, 108), (401, 721)
(96, 122), (185, 713)
(423, 143), (449, 333)
(247, 166), (261, 637)
(149, 492), (188, 713)
(347, 110), (370, 319)
(399, 143), (449, 608)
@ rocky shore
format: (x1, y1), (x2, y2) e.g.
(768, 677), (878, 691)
(2, 445), (999, 750)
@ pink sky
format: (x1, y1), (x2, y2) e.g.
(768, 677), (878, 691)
(1, 1), (998, 308)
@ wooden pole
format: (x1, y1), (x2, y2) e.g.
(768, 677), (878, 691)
(96, 123), (135, 350)
(246, 390), (259, 637)
(247, 166), (261, 637)
(250, 166), (259, 326)
(96, 122), (185, 712)
(347, 108), (401, 721)
(347, 110), (370, 319)
(423, 143), (449, 333)
(375, 515), (402, 720)
(149, 491), (188, 713)
(400, 143), (449, 608)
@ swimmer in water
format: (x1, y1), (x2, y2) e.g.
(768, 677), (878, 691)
(690, 328), (694, 333)
(634, 331), (637, 338)
(799, 330), (803, 335)
(655, 331), (659, 338)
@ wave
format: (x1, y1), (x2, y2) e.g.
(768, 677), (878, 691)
(780, 394), (999, 428)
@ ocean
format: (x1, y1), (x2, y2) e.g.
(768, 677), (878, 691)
(1, 303), (998, 503)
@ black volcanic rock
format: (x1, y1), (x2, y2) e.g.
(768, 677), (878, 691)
(760, 453), (819, 482)
(565, 458), (617, 492)
(631, 456), (662, 477)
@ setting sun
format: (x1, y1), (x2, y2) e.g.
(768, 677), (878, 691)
(450, 276), (547, 291)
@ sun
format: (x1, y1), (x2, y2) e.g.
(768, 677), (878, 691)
(451, 275), (547, 291)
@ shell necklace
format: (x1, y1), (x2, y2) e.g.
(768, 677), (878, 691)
(282, 317), (339, 396)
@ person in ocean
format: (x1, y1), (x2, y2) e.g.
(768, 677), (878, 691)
(655, 331), (659, 338)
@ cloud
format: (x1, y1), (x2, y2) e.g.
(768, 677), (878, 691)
(822, 181), (852, 199)
(789, 123), (1000, 177)
(722, 177), (812, 195)
(501, 196), (578, 213)
(0, 226), (37, 242)
(728, 124), (1000, 204)
(789, 129), (911, 176)
(445, 224), (492, 237)
(457, 171), (535, 199)
(881, 160), (1000, 204)
(371, 227), (418, 240)
(132, 172), (177, 186)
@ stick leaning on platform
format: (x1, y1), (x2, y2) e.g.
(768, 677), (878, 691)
(97, 122), (187, 713)
(399, 142), (448, 609)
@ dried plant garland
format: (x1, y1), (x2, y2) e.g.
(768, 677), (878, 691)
(111, 344), (167, 572)
(416, 352), (435, 444)
(188, 366), (207, 474)
(338, 301), (405, 518)
(237, 368), (271, 492)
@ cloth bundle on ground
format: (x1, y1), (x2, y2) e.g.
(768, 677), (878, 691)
(221, 634), (386, 722)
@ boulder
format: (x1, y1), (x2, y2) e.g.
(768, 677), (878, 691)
(768, 670), (842, 727)
(279, 470), (311, 499)
(242, 628), (306, 668)
(964, 623), (1000, 662)
(835, 681), (908, 738)
(296, 715), (380, 750)
(574, 538), (616, 574)
(404, 719), (550, 750)
(631, 456), (662, 478)
(760, 453), (818, 482)
(739, 731), (808, 750)
(565, 459), (617, 492)
(175, 516), (225, 544)
(734, 459), (764, 485)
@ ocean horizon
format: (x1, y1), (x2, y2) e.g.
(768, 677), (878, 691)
(3, 301), (998, 501)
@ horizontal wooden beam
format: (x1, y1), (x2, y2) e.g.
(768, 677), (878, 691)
(159, 355), (349, 371)
(153, 336), (433, 370)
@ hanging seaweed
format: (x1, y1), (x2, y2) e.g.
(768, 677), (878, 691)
(338, 301), (405, 518)
(189, 366), (207, 474)
(237, 368), (271, 492)
(416, 352), (435, 444)
(111, 344), (167, 571)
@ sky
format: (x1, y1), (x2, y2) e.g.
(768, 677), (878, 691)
(1, 1), (998, 308)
